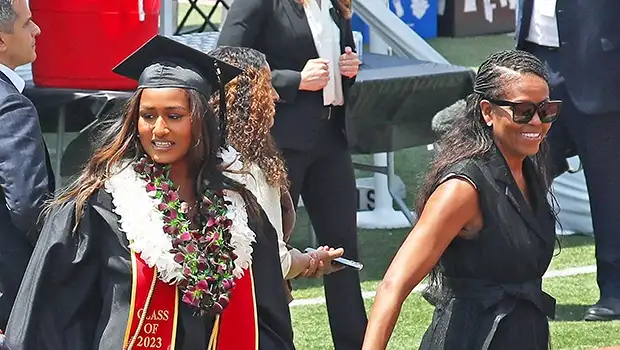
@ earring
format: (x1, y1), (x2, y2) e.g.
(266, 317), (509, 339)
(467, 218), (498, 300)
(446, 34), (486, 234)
(486, 121), (493, 127)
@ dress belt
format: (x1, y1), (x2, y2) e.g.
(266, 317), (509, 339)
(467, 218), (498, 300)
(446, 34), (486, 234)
(441, 276), (556, 350)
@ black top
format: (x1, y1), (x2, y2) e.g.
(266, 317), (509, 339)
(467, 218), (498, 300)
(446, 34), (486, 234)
(419, 147), (556, 350)
(5, 189), (294, 350)
(217, 0), (356, 151)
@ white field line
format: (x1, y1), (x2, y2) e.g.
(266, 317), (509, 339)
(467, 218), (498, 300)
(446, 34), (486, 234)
(290, 264), (597, 307)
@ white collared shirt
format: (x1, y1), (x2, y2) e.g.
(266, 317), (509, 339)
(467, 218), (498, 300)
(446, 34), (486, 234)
(303, 0), (344, 106)
(526, 0), (560, 48)
(0, 63), (25, 93)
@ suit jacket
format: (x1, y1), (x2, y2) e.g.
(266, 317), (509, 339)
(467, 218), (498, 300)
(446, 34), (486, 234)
(0, 70), (54, 329)
(218, 0), (356, 151)
(516, 0), (620, 115)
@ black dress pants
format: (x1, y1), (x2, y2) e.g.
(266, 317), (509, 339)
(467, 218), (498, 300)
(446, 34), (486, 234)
(526, 42), (620, 299)
(282, 118), (367, 350)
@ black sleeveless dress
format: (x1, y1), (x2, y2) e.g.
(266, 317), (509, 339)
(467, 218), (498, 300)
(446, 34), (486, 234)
(419, 148), (556, 350)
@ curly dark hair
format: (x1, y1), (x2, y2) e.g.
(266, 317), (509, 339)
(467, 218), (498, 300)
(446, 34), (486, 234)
(209, 46), (289, 190)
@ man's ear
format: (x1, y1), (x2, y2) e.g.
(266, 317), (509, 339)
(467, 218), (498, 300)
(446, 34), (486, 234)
(0, 32), (9, 53)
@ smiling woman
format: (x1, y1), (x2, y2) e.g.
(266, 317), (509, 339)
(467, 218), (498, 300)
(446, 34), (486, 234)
(137, 88), (195, 168)
(363, 50), (561, 350)
(478, 71), (561, 160)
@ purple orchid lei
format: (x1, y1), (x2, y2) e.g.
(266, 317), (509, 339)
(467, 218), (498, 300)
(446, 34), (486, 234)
(133, 156), (238, 316)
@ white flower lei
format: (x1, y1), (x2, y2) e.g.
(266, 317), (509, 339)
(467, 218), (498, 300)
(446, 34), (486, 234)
(104, 155), (255, 282)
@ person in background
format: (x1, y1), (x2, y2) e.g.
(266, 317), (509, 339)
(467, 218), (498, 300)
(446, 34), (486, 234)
(210, 45), (345, 283)
(363, 50), (560, 349)
(0, 0), (54, 331)
(217, 0), (365, 348)
(516, 0), (620, 320)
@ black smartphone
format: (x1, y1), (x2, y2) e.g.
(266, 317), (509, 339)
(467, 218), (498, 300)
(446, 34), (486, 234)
(304, 247), (364, 271)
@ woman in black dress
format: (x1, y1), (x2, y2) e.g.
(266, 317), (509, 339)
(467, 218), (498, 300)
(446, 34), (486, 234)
(363, 50), (561, 349)
(4, 35), (294, 350)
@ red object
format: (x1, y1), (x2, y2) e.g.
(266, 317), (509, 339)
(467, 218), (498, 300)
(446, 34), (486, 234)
(217, 269), (258, 349)
(30, 0), (160, 90)
(124, 253), (178, 349)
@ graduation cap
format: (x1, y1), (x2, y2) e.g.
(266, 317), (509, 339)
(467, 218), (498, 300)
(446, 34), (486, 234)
(113, 34), (242, 146)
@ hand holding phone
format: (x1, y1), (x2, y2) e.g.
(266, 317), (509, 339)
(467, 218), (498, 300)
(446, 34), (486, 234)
(304, 247), (364, 271)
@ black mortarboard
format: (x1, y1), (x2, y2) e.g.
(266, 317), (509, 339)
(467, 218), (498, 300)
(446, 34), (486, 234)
(112, 34), (242, 146)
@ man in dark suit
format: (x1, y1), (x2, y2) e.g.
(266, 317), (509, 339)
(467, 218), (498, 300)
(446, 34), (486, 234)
(516, 0), (620, 320)
(0, 0), (55, 329)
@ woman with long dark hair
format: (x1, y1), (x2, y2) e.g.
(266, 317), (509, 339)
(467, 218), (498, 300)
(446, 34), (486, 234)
(217, 0), (366, 347)
(4, 36), (294, 350)
(362, 50), (561, 349)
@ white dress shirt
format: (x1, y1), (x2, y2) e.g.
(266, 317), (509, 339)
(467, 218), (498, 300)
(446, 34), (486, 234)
(303, 0), (344, 106)
(526, 0), (560, 48)
(0, 63), (25, 93)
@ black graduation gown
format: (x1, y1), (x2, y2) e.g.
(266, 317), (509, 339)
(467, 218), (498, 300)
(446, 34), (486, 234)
(5, 189), (294, 350)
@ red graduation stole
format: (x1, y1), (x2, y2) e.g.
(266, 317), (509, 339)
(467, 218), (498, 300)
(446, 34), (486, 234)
(124, 252), (258, 350)
(124, 252), (178, 350)
(210, 268), (259, 350)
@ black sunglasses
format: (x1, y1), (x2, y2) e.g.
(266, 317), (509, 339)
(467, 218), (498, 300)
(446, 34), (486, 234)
(486, 98), (561, 124)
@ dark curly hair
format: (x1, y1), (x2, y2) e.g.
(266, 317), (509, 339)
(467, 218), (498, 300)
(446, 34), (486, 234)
(209, 46), (289, 190)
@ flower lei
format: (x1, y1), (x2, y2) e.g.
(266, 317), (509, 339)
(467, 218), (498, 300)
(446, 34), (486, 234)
(133, 156), (237, 316)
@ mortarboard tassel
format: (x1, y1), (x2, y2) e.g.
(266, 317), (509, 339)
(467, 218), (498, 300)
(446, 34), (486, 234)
(216, 64), (228, 148)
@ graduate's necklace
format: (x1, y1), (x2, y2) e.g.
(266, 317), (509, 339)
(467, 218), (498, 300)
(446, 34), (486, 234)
(133, 156), (238, 316)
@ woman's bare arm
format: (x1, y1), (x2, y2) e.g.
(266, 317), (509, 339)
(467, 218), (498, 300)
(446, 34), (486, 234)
(362, 178), (480, 349)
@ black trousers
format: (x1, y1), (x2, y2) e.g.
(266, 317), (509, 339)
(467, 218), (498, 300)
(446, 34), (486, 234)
(526, 42), (620, 299)
(282, 118), (367, 349)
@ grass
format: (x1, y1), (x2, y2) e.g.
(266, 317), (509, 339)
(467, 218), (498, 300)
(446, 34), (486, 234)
(547, 274), (620, 350)
(550, 235), (596, 270)
(427, 33), (516, 68)
(292, 271), (620, 350)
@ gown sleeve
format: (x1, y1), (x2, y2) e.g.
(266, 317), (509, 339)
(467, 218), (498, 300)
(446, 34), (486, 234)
(5, 200), (103, 350)
(248, 209), (295, 349)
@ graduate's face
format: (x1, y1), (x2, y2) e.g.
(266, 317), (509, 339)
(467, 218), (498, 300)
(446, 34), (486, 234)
(138, 88), (193, 166)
